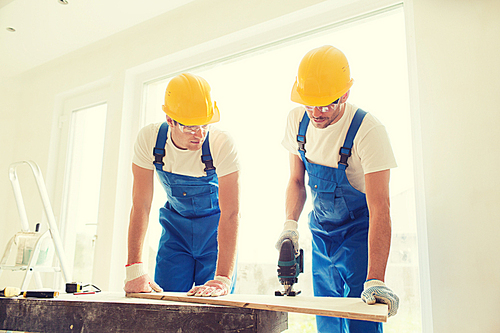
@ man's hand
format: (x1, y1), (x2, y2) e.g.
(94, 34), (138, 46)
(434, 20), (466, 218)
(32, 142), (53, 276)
(124, 263), (163, 293)
(361, 279), (399, 317)
(275, 220), (299, 252)
(187, 276), (231, 297)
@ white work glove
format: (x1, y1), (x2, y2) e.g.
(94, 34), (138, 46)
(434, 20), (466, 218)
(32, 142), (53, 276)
(187, 276), (231, 297)
(361, 279), (399, 317)
(275, 220), (299, 253)
(124, 262), (163, 293)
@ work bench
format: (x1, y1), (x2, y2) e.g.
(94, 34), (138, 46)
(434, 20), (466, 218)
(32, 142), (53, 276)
(0, 292), (288, 332)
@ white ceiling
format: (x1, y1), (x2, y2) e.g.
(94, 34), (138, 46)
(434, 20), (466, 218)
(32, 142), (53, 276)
(0, 0), (196, 79)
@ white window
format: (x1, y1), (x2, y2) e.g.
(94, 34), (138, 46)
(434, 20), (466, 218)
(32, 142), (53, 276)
(140, 7), (421, 332)
(60, 104), (107, 283)
(52, 88), (108, 286)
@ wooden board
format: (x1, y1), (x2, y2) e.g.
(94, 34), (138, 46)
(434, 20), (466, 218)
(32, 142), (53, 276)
(0, 292), (287, 333)
(126, 292), (388, 323)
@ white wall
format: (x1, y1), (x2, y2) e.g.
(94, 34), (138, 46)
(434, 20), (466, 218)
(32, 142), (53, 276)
(408, 0), (500, 332)
(1, 0), (499, 331)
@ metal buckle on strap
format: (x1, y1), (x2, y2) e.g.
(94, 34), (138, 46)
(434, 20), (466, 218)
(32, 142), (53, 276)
(339, 147), (351, 167)
(297, 134), (306, 152)
(201, 154), (215, 171)
(153, 148), (165, 166)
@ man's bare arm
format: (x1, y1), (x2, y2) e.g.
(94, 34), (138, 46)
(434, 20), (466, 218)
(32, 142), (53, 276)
(285, 153), (307, 221)
(215, 170), (240, 278)
(127, 164), (154, 265)
(364, 169), (392, 281)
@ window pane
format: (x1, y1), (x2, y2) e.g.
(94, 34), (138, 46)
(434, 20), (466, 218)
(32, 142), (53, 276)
(63, 103), (107, 283)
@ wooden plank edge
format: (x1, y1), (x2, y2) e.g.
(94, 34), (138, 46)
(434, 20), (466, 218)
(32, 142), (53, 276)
(125, 293), (387, 323)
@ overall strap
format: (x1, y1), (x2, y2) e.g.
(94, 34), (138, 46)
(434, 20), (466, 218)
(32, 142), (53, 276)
(297, 112), (310, 158)
(201, 132), (216, 176)
(153, 122), (169, 171)
(338, 108), (367, 170)
(153, 122), (216, 176)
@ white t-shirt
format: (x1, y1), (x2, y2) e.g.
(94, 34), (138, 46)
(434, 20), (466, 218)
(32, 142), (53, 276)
(133, 123), (240, 178)
(281, 103), (397, 193)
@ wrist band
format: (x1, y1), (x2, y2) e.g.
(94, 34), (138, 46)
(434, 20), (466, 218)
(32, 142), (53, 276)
(364, 279), (385, 288)
(215, 275), (232, 289)
(284, 220), (298, 229)
(125, 262), (147, 282)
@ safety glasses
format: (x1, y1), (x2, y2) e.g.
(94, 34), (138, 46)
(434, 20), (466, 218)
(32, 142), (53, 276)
(304, 98), (340, 113)
(177, 122), (209, 134)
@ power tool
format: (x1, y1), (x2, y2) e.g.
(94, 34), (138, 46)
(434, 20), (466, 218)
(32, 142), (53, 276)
(275, 238), (304, 296)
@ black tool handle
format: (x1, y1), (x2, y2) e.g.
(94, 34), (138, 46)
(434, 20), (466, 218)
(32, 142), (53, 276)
(23, 291), (59, 298)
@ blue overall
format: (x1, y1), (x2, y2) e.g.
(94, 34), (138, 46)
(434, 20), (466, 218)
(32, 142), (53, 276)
(152, 122), (234, 292)
(297, 109), (382, 333)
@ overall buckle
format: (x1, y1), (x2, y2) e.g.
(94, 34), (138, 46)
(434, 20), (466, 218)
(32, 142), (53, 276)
(153, 148), (165, 166)
(297, 134), (306, 152)
(201, 154), (215, 171)
(339, 147), (351, 167)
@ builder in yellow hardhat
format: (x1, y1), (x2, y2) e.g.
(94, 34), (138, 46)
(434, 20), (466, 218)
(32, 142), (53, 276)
(125, 73), (240, 297)
(276, 45), (399, 332)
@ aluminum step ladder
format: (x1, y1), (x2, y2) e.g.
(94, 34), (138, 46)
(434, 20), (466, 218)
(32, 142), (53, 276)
(0, 160), (71, 290)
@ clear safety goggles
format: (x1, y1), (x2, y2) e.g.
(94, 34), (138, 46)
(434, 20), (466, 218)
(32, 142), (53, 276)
(304, 98), (340, 113)
(177, 122), (210, 134)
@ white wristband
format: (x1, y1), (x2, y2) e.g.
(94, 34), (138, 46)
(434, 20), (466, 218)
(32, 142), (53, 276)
(125, 263), (147, 282)
(215, 275), (232, 289)
(284, 220), (298, 230)
(364, 279), (386, 289)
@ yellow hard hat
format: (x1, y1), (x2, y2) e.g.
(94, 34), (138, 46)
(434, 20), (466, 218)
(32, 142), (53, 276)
(291, 45), (354, 106)
(162, 73), (220, 126)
